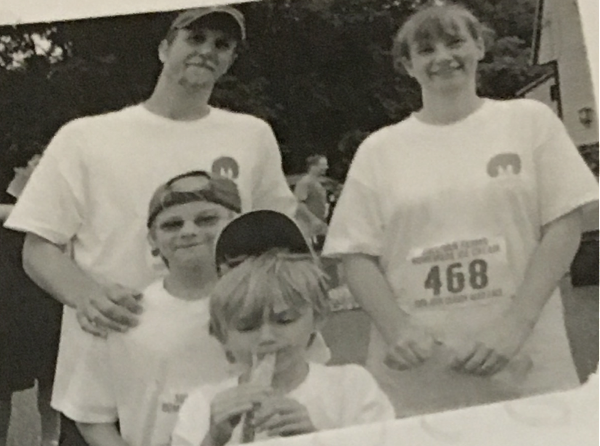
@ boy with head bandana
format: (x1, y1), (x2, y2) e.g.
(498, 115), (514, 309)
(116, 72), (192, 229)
(61, 171), (241, 446)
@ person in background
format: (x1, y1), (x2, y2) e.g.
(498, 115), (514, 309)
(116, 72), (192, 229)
(0, 153), (62, 446)
(323, 2), (599, 417)
(294, 155), (329, 251)
(4, 6), (301, 445)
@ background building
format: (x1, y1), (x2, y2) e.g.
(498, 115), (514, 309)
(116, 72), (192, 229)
(518, 0), (598, 232)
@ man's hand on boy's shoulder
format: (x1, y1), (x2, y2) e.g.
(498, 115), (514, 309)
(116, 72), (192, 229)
(253, 395), (316, 437)
(76, 283), (143, 337)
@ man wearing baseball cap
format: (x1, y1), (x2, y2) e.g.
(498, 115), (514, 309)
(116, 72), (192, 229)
(5, 6), (297, 445)
(168, 5), (246, 41)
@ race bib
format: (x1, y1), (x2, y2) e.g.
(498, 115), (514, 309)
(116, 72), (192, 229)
(405, 236), (515, 311)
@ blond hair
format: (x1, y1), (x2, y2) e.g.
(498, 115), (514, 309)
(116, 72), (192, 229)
(210, 249), (330, 342)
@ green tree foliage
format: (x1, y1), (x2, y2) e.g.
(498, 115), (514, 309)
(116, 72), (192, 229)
(462, 0), (551, 99)
(0, 0), (552, 185)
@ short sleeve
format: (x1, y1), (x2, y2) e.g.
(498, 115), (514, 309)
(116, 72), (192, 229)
(340, 365), (395, 426)
(294, 177), (310, 202)
(171, 388), (213, 446)
(54, 335), (118, 423)
(323, 137), (386, 258)
(533, 104), (599, 225)
(250, 123), (298, 218)
(4, 122), (86, 244)
(305, 331), (331, 364)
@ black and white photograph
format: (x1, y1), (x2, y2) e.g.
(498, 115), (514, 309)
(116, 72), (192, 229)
(0, 0), (597, 445)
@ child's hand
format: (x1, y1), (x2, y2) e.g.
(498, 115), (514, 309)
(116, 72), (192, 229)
(207, 385), (272, 446)
(253, 395), (316, 437)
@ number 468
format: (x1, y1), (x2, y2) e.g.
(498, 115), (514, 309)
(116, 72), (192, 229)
(424, 260), (488, 295)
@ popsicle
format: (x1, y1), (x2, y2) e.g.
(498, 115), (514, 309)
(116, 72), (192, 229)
(241, 353), (276, 443)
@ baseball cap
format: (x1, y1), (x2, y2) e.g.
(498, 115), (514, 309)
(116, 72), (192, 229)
(147, 170), (241, 228)
(214, 210), (312, 268)
(170, 6), (246, 41)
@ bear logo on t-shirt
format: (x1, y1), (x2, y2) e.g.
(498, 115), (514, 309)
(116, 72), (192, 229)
(212, 157), (240, 180)
(487, 153), (521, 178)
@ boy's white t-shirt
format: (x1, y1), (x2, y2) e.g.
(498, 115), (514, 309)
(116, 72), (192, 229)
(171, 363), (396, 446)
(323, 99), (599, 416)
(58, 279), (232, 446)
(3, 105), (298, 409)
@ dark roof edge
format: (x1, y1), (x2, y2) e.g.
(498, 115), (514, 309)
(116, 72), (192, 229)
(515, 69), (555, 97)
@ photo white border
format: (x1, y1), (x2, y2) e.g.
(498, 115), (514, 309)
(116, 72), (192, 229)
(0, 1), (597, 445)
(0, 0), (258, 26)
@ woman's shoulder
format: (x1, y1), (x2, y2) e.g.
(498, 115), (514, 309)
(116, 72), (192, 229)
(365, 118), (419, 143)
(483, 99), (563, 141)
(487, 98), (556, 120)
(352, 118), (419, 164)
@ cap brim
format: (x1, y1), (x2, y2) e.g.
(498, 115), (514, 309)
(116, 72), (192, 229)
(215, 210), (311, 267)
(171, 6), (246, 40)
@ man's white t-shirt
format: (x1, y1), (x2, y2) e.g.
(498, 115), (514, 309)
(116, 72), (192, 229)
(59, 279), (231, 446)
(4, 105), (298, 410)
(323, 99), (599, 416)
(171, 363), (395, 446)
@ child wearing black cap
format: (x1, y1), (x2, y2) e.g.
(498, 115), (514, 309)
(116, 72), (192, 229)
(171, 211), (394, 446)
(60, 171), (241, 446)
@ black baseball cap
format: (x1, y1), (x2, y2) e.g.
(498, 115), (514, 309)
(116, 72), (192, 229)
(214, 210), (312, 269)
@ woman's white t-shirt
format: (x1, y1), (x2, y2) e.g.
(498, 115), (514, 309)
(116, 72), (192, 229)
(323, 99), (598, 416)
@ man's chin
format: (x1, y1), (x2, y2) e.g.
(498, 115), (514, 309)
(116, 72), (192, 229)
(179, 75), (215, 89)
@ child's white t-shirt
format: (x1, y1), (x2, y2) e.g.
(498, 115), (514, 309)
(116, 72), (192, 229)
(58, 279), (232, 446)
(171, 363), (395, 446)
